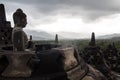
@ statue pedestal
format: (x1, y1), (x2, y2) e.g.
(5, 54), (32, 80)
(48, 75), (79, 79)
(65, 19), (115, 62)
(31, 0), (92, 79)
(0, 51), (34, 77)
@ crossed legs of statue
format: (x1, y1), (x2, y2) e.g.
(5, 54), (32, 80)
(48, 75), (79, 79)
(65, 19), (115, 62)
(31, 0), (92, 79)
(13, 30), (28, 51)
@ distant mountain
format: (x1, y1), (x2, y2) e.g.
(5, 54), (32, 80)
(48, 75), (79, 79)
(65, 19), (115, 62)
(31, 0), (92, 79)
(24, 30), (120, 40)
(97, 33), (120, 39)
(25, 30), (55, 40)
(24, 30), (90, 40)
(56, 32), (89, 39)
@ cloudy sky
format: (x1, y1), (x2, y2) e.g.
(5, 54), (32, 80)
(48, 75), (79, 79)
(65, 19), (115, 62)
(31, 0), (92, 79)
(1, 0), (120, 37)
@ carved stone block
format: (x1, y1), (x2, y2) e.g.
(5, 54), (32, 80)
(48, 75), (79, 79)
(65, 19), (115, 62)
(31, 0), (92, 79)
(1, 51), (34, 77)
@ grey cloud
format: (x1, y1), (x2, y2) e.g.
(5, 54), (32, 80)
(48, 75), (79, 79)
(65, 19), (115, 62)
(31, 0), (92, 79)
(7, 0), (120, 11)
(1, 0), (120, 22)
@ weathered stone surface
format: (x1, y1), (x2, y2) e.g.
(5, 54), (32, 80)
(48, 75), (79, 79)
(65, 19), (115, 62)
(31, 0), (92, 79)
(13, 8), (27, 27)
(27, 35), (34, 49)
(89, 32), (96, 46)
(0, 4), (13, 46)
(53, 47), (78, 71)
(104, 43), (120, 73)
(1, 51), (34, 77)
(33, 46), (88, 80)
(82, 76), (95, 80)
(35, 44), (61, 52)
(12, 9), (28, 51)
(111, 71), (120, 80)
(12, 30), (28, 51)
(0, 4), (6, 27)
(55, 34), (58, 44)
(0, 45), (108, 80)
(86, 64), (107, 80)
